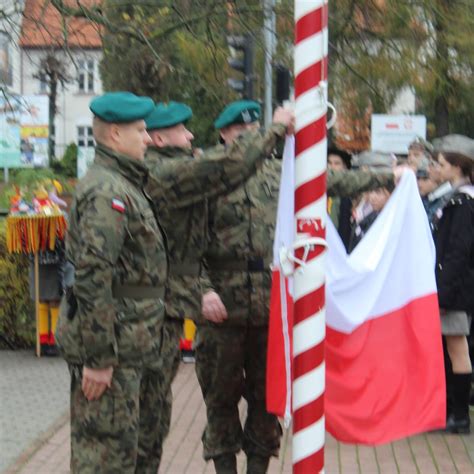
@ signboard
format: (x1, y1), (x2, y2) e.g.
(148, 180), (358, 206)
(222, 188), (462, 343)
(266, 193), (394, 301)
(0, 95), (49, 168)
(77, 146), (95, 178)
(0, 96), (21, 167)
(371, 114), (426, 154)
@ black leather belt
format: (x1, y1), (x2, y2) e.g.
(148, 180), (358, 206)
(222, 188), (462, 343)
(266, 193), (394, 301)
(112, 284), (165, 299)
(206, 257), (271, 272)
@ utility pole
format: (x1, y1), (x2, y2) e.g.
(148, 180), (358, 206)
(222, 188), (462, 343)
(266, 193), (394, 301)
(263, 0), (276, 129)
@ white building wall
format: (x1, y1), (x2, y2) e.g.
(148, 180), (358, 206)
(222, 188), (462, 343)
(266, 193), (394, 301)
(20, 48), (102, 158)
(0, 0), (23, 95)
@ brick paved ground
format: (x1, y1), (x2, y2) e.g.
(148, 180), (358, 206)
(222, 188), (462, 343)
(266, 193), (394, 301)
(4, 362), (474, 474)
(0, 351), (69, 473)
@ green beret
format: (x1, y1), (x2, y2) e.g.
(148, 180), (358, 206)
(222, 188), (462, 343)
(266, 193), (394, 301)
(90, 92), (154, 123)
(433, 134), (474, 161)
(145, 101), (193, 130)
(214, 100), (261, 130)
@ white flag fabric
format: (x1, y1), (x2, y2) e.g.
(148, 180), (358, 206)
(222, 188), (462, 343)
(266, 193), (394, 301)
(326, 171), (437, 333)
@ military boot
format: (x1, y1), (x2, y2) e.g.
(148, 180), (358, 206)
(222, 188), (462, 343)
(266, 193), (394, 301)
(213, 453), (237, 474)
(246, 454), (270, 474)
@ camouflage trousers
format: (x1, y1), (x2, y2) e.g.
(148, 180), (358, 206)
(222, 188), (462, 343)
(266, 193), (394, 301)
(194, 325), (282, 462)
(68, 319), (181, 474)
(70, 362), (163, 473)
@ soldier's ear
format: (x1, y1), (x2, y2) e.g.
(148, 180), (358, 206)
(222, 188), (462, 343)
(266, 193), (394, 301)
(152, 130), (167, 147)
(109, 123), (122, 144)
(219, 128), (229, 145)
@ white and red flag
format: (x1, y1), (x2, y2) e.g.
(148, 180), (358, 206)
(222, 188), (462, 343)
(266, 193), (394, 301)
(267, 139), (446, 444)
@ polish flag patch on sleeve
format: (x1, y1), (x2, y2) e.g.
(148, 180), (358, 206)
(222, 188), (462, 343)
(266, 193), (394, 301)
(111, 198), (126, 213)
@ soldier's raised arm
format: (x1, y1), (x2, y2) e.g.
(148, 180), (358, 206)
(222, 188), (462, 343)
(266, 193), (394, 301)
(145, 101), (293, 209)
(327, 169), (395, 198)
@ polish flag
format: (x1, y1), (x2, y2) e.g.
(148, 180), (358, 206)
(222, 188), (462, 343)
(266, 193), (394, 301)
(266, 138), (446, 444)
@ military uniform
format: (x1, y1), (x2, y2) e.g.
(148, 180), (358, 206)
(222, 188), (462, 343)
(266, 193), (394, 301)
(196, 157), (282, 473)
(143, 101), (287, 466)
(195, 102), (395, 473)
(56, 92), (169, 473)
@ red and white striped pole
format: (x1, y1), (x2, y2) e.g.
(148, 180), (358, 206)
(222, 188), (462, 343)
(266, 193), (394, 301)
(293, 0), (328, 472)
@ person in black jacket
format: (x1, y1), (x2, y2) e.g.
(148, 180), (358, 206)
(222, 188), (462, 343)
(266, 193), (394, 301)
(432, 134), (474, 434)
(328, 146), (353, 251)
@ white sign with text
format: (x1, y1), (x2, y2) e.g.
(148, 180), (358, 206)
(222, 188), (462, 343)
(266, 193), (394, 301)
(371, 115), (426, 154)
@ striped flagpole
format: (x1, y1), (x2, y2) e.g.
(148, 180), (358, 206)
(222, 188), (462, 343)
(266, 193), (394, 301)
(293, 1), (328, 473)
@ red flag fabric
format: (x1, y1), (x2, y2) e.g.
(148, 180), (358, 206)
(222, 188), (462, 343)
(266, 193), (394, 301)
(267, 269), (293, 419)
(325, 294), (444, 443)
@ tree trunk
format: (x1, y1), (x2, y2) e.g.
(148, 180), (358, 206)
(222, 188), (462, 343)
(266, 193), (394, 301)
(433, 0), (450, 137)
(434, 94), (449, 137)
(48, 74), (57, 162)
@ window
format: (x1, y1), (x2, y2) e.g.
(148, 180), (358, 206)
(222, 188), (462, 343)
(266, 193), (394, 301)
(0, 31), (12, 86)
(77, 126), (94, 147)
(38, 72), (48, 93)
(77, 59), (95, 93)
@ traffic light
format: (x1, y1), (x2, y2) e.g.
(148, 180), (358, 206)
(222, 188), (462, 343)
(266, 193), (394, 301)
(226, 34), (255, 100)
(275, 65), (291, 104)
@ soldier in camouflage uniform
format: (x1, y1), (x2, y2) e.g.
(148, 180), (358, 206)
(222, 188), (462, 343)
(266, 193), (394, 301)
(55, 92), (169, 473)
(143, 100), (294, 467)
(195, 101), (397, 474)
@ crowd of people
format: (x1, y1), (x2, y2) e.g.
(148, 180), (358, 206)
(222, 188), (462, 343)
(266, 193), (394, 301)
(54, 90), (473, 474)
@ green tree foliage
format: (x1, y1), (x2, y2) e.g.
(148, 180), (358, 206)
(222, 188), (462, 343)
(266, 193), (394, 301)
(414, 1), (474, 136)
(50, 143), (78, 178)
(51, 0), (473, 138)
(99, 0), (273, 146)
(329, 0), (473, 137)
(0, 221), (35, 348)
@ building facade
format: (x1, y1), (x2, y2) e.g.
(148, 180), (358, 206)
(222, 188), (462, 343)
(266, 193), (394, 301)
(1, 0), (102, 160)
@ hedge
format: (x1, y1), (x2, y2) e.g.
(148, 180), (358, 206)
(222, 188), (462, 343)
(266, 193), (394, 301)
(0, 220), (35, 348)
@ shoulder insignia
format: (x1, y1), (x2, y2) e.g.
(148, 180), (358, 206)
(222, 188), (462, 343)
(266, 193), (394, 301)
(112, 198), (126, 213)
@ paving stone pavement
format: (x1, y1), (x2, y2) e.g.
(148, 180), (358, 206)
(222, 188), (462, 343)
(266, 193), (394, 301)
(0, 351), (69, 473)
(2, 355), (474, 473)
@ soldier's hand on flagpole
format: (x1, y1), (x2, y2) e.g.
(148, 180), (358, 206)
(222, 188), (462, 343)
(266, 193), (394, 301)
(82, 366), (114, 401)
(202, 290), (228, 323)
(273, 107), (295, 135)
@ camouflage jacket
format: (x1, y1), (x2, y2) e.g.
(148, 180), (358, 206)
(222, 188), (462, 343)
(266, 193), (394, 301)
(202, 167), (394, 326)
(56, 144), (168, 369)
(145, 123), (286, 321)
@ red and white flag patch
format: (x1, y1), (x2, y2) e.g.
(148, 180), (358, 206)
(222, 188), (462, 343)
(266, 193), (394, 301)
(111, 198), (126, 213)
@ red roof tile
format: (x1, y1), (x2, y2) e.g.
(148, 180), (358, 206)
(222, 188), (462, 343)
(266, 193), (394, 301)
(20, 0), (102, 48)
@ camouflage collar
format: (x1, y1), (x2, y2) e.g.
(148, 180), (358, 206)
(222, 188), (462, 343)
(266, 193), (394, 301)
(147, 145), (192, 159)
(95, 143), (149, 187)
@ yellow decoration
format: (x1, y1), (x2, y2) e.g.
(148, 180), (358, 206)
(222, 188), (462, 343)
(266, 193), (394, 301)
(6, 214), (67, 254)
(183, 318), (196, 341)
(327, 197), (333, 215)
(52, 179), (63, 194)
